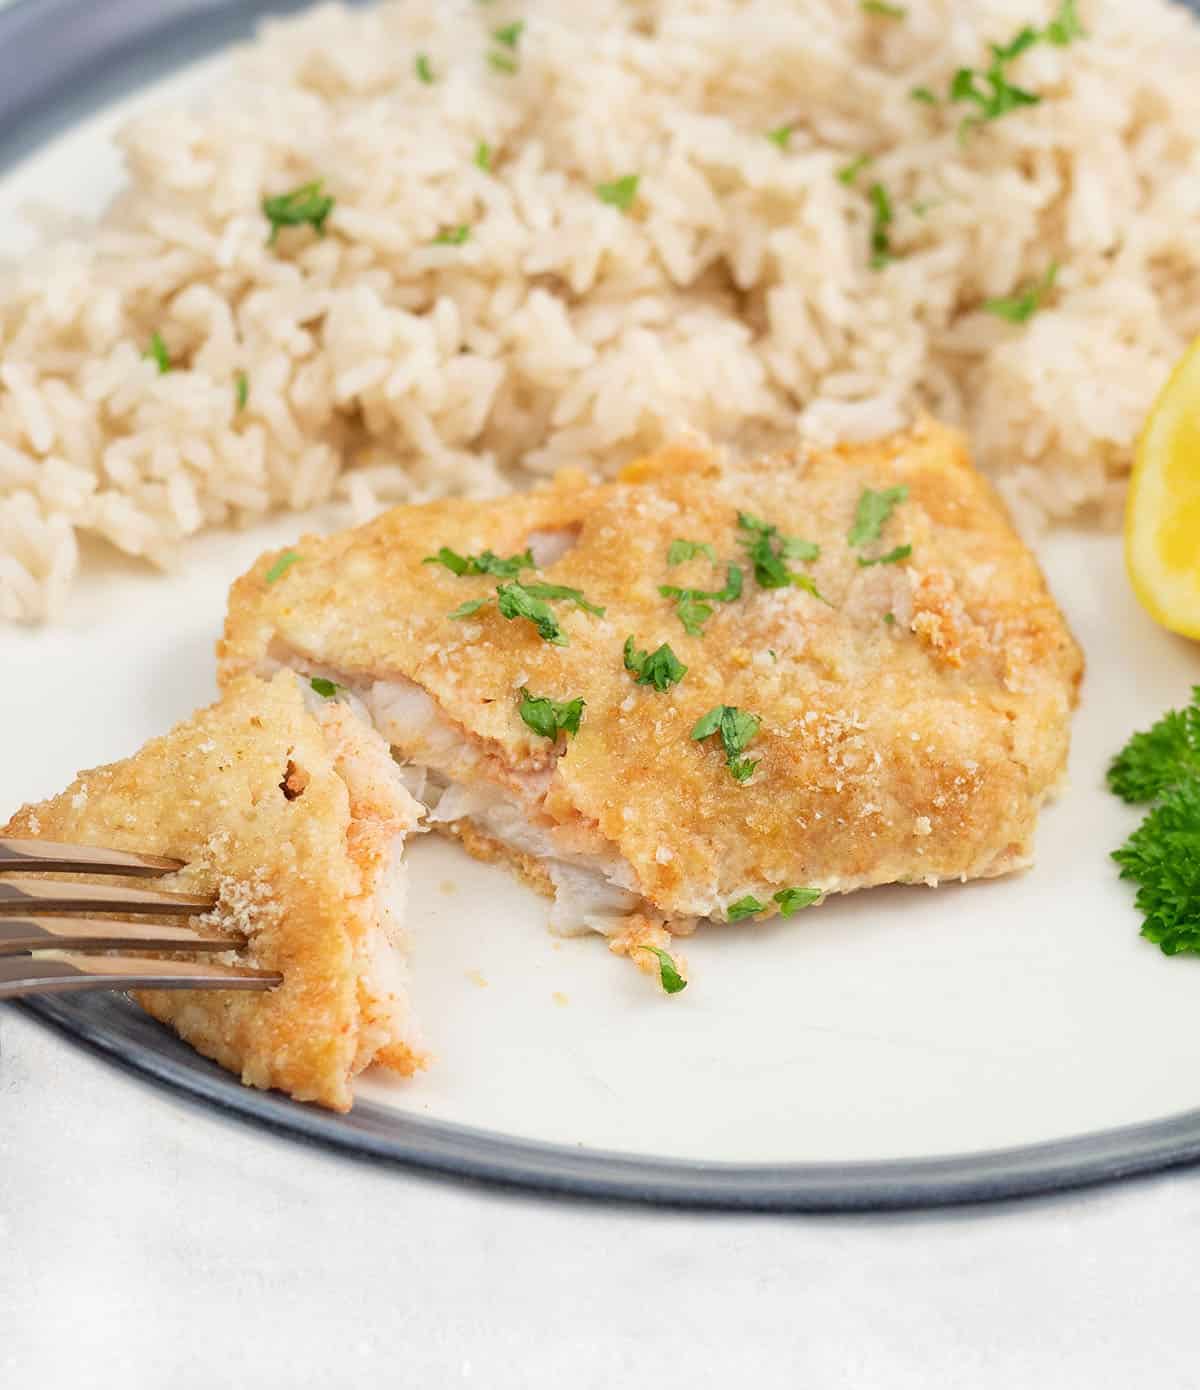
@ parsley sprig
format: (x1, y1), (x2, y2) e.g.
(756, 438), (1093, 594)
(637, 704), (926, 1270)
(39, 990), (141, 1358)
(264, 550), (301, 585)
(867, 182), (893, 268)
(262, 180), (335, 245)
(983, 262), (1059, 324)
(1109, 688), (1200, 957)
(518, 687), (584, 741)
(668, 539), (717, 566)
(424, 546), (534, 578)
(660, 566), (743, 636)
(448, 577), (604, 645)
(849, 485), (908, 547)
(144, 332), (171, 374)
(596, 174), (640, 213)
(737, 512), (825, 600)
(624, 637), (687, 692)
(638, 945), (687, 994)
(691, 704), (762, 783)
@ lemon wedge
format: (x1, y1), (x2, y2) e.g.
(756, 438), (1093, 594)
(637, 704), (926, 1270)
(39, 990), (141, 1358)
(1126, 336), (1200, 639)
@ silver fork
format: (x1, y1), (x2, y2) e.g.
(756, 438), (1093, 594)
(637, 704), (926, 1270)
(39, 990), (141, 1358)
(0, 837), (282, 999)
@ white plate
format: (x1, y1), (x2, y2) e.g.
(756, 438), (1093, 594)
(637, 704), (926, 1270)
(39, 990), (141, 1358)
(4, 0), (1200, 1207)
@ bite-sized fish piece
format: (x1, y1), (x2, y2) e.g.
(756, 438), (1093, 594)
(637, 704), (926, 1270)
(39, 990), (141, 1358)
(220, 421), (1083, 963)
(2, 672), (424, 1110)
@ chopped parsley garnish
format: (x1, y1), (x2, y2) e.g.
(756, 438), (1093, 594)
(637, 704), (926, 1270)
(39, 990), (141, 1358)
(774, 886), (822, 915)
(475, 141), (493, 171)
(883, 611), (897, 626)
(493, 20), (524, 47)
(423, 546), (534, 578)
(235, 371), (249, 411)
(910, 86), (938, 104)
(947, 5), (1084, 139)
(727, 895), (766, 921)
(518, 687), (584, 740)
(837, 153), (873, 186)
(668, 539), (717, 566)
(1109, 689), (1200, 957)
(262, 180), (335, 245)
(415, 53), (435, 84)
(144, 331), (171, 374)
(488, 49), (518, 74)
(447, 577), (602, 642)
(860, 1), (906, 17)
(691, 704), (762, 783)
(310, 677), (341, 699)
(432, 224), (472, 246)
(519, 580), (605, 616)
(737, 512), (823, 594)
(639, 945), (687, 994)
(857, 543), (912, 568)
(448, 596), (492, 621)
(1045, 0), (1085, 45)
(659, 566), (743, 636)
(623, 637), (687, 692)
(596, 174), (640, 213)
(766, 123), (795, 149)
(867, 182), (894, 268)
(496, 582), (568, 644)
(983, 262), (1059, 324)
(848, 485), (908, 547)
(264, 550), (301, 585)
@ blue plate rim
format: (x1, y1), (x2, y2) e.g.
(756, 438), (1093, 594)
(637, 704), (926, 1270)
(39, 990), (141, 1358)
(5, 0), (1200, 1211)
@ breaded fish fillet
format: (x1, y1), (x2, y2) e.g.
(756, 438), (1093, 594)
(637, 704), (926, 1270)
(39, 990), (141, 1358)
(2, 672), (424, 1110)
(220, 421), (1083, 953)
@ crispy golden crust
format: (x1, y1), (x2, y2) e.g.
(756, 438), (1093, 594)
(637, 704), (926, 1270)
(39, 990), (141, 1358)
(2, 673), (422, 1111)
(221, 421), (1083, 918)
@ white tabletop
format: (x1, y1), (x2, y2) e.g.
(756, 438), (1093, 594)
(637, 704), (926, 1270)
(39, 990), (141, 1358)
(2, 1005), (1198, 1388)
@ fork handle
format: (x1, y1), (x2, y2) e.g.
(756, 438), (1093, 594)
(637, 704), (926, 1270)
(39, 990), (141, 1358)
(0, 952), (281, 999)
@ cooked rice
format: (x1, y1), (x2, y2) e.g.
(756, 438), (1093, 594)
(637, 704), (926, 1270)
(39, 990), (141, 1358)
(2, 0), (1199, 622)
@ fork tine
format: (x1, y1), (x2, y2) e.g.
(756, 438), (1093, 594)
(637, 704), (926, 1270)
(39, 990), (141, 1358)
(0, 951), (281, 1000)
(0, 914), (241, 956)
(0, 836), (183, 877)
(0, 876), (215, 917)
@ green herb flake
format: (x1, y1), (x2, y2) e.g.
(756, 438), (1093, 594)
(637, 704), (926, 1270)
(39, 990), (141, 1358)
(310, 677), (341, 699)
(432, 224), (472, 246)
(423, 546), (534, 578)
(518, 687), (584, 741)
(596, 174), (640, 213)
(235, 371), (249, 411)
(727, 895), (766, 922)
(144, 331), (171, 374)
(857, 543), (913, 568)
(659, 566), (743, 636)
(837, 153), (873, 186)
(983, 262), (1059, 324)
(860, 1), (906, 17)
(848, 485), (908, 547)
(496, 581), (568, 644)
(488, 49), (518, 74)
(639, 945), (687, 994)
(883, 611), (896, 626)
(448, 596), (492, 621)
(774, 886), (822, 915)
(262, 180), (335, 245)
(493, 20), (524, 48)
(667, 539), (717, 566)
(766, 123), (795, 149)
(415, 53), (435, 84)
(1045, 0), (1086, 46)
(867, 181), (894, 268)
(623, 637), (687, 693)
(519, 580), (605, 616)
(264, 550), (301, 585)
(736, 512), (822, 593)
(910, 86), (938, 104)
(474, 141), (493, 171)
(691, 704), (762, 784)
